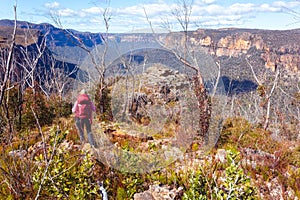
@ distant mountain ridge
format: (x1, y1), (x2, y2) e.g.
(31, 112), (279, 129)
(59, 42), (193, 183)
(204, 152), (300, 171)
(163, 27), (300, 73)
(1, 19), (299, 70)
(0, 19), (88, 91)
(0, 19), (103, 48)
(1, 19), (299, 95)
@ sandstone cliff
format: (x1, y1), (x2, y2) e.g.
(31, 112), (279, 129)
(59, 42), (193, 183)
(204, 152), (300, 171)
(185, 28), (300, 73)
(0, 26), (40, 48)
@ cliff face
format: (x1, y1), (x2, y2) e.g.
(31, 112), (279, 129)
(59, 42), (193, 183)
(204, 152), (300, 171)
(0, 26), (85, 88)
(0, 20), (103, 48)
(185, 28), (300, 73)
(0, 26), (40, 48)
(1, 19), (299, 78)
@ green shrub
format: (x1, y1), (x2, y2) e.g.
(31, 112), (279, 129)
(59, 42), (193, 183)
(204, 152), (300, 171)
(121, 174), (144, 198)
(0, 114), (6, 136)
(0, 152), (35, 199)
(0, 84), (22, 133)
(183, 149), (257, 199)
(32, 128), (100, 199)
(116, 187), (127, 199)
(288, 167), (300, 197)
(48, 95), (72, 118)
(219, 117), (281, 154)
(95, 84), (113, 121)
(21, 88), (55, 129)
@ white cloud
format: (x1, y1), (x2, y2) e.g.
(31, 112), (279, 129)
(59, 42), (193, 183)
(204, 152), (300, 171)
(195, 0), (216, 5)
(111, 1), (297, 32)
(203, 0), (216, 4)
(193, 14), (246, 28)
(115, 4), (170, 17)
(149, 0), (166, 4)
(58, 8), (77, 17)
(44, 2), (60, 9)
(272, 1), (300, 8)
(228, 3), (255, 14)
(259, 3), (280, 12)
(39, 0), (300, 32)
(144, 3), (175, 16)
(82, 7), (104, 14)
(200, 4), (224, 15)
(116, 5), (145, 16)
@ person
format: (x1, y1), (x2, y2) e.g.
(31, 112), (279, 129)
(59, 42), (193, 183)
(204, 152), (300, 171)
(72, 89), (96, 146)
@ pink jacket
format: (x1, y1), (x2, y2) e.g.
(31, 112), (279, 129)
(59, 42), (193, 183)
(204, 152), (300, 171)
(72, 100), (96, 114)
(72, 95), (96, 123)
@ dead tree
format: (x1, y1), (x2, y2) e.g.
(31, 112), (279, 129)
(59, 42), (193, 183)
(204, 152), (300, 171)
(17, 28), (48, 95)
(50, 5), (112, 117)
(145, 0), (212, 139)
(0, 6), (17, 106)
(38, 55), (78, 99)
(246, 57), (280, 130)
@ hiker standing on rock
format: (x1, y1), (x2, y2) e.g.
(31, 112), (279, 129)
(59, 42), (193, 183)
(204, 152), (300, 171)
(72, 89), (96, 146)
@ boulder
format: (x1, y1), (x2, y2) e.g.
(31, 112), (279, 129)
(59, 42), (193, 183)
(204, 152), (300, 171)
(134, 184), (183, 200)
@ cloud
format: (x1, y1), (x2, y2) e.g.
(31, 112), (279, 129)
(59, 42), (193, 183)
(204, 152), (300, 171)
(114, 3), (173, 18)
(57, 8), (77, 17)
(39, 0), (300, 32)
(196, 14), (247, 28)
(115, 5), (145, 17)
(259, 3), (280, 12)
(111, 1), (283, 31)
(195, 0), (216, 5)
(202, 0), (216, 4)
(196, 4), (223, 15)
(44, 2), (60, 9)
(272, 1), (300, 8)
(228, 3), (255, 14)
(82, 7), (104, 14)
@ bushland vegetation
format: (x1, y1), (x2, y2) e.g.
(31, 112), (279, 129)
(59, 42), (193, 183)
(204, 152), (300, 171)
(0, 1), (299, 199)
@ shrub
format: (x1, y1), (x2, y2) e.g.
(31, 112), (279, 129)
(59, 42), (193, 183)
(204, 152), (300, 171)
(32, 128), (101, 199)
(183, 149), (257, 199)
(48, 95), (72, 118)
(0, 84), (22, 133)
(287, 167), (300, 197)
(21, 88), (55, 129)
(0, 114), (6, 136)
(219, 117), (281, 154)
(95, 84), (113, 121)
(0, 150), (35, 199)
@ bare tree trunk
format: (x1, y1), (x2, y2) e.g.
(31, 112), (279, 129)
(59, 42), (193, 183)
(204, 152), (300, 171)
(193, 73), (212, 138)
(144, 0), (212, 140)
(263, 69), (279, 130)
(246, 57), (280, 130)
(51, 6), (111, 119)
(0, 6), (17, 106)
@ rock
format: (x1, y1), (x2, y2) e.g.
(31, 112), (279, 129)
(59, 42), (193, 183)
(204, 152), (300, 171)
(82, 143), (98, 155)
(60, 140), (73, 151)
(8, 150), (27, 159)
(215, 149), (227, 163)
(27, 141), (48, 157)
(110, 129), (153, 143)
(134, 191), (155, 200)
(163, 146), (184, 162)
(266, 178), (285, 200)
(285, 187), (299, 200)
(134, 184), (183, 200)
(241, 148), (276, 169)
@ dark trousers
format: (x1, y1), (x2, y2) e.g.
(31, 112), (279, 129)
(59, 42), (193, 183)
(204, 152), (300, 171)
(75, 117), (94, 146)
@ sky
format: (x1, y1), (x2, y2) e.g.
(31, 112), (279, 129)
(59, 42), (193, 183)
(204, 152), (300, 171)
(0, 0), (300, 33)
